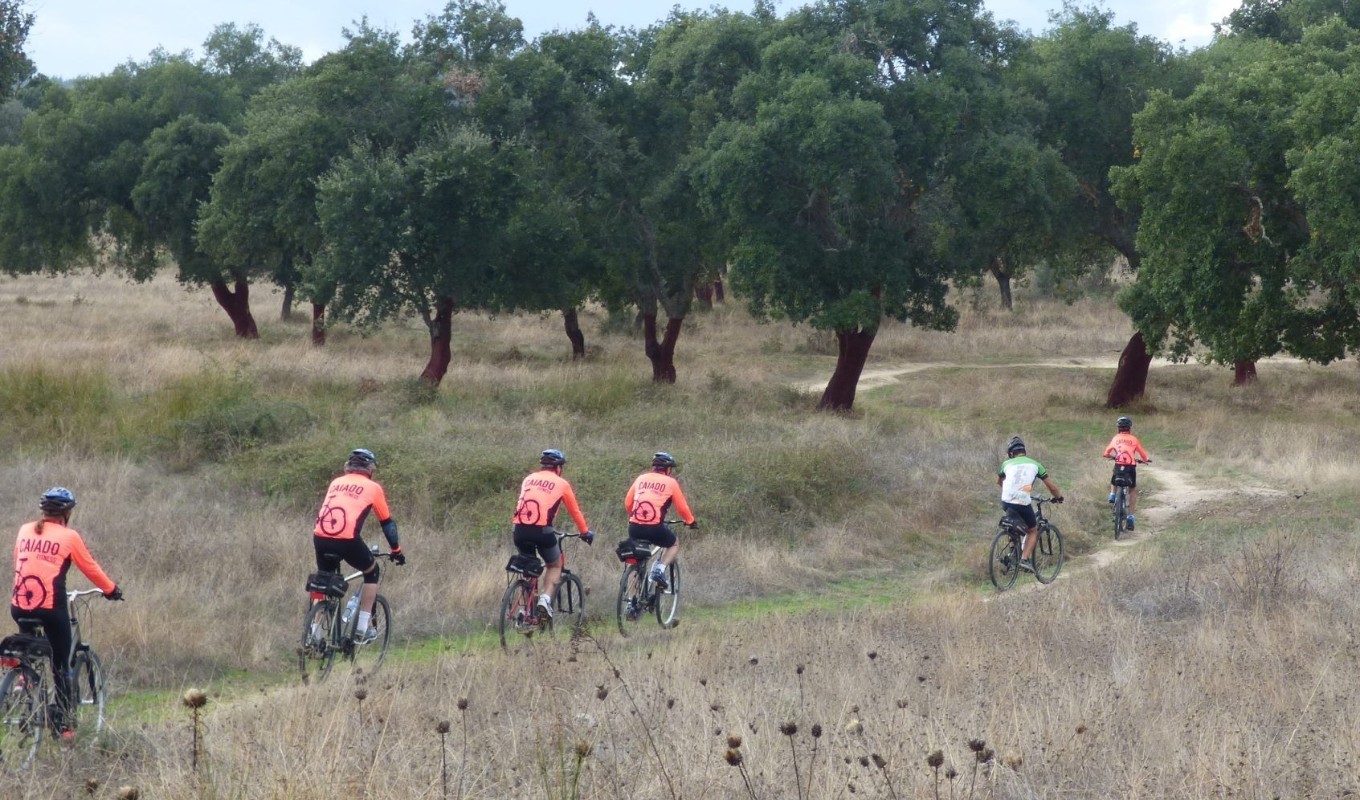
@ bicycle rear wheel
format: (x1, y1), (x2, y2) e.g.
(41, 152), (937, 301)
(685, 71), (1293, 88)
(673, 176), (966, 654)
(70, 648), (106, 735)
(0, 666), (44, 771)
(1031, 522), (1065, 584)
(499, 579), (538, 649)
(654, 561), (680, 628)
(1113, 490), (1127, 540)
(988, 528), (1020, 591)
(554, 572), (586, 633)
(616, 566), (645, 637)
(299, 601), (337, 685)
(348, 595), (390, 678)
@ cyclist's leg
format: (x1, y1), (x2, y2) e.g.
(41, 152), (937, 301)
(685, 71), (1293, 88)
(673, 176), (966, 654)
(19, 608), (73, 732)
(337, 538), (380, 632)
(514, 525), (560, 607)
(1002, 503), (1038, 560)
(629, 523), (677, 573)
(1127, 467), (1138, 513)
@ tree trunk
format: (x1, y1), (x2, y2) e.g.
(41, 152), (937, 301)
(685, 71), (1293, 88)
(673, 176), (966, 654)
(819, 327), (878, 411)
(989, 257), (1013, 311)
(311, 303), (326, 347)
(642, 312), (683, 383)
(713, 278), (725, 303)
(281, 282), (296, 320)
(694, 283), (714, 310)
(208, 277), (260, 339)
(562, 307), (585, 359)
(419, 296), (455, 385)
(1233, 360), (1258, 385)
(1105, 332), (1152, 408)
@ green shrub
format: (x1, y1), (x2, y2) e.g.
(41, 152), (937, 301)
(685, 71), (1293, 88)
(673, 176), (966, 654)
(0, 366), (120, 452)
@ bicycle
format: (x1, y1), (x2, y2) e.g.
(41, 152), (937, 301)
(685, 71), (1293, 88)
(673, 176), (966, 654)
(614, 522), (681, 636)
(499, 530), (586, 649)
(0, 589), (110, 770)
(298, 549), (401, 684)
(988, 497), (1064, 591)
(1107, 456), (1148, 540)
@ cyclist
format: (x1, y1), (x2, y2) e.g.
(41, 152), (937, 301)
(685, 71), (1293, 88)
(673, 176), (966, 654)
(624, 452), (697, 589)
(313, 449), (404, 644)
(997, 437), (1064, 571)
(10, 487), (122, 740)
(1104, 416), (1151, 531)
(512, 449), (593, 620)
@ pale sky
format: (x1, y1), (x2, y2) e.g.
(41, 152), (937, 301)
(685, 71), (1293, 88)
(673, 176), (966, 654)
(24, 0), (1239, 80)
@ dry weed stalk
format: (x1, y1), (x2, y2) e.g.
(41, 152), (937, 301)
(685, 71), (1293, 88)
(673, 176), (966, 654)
(182, 688), (208, 771)
(578, 630), (678, 799)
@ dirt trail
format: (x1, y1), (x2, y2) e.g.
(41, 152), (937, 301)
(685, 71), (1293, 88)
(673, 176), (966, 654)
(1083, 461), (1286, 570)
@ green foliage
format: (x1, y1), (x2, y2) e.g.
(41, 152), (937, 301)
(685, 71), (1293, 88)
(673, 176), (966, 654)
(0, 0), (33, 99)
(0, 366), (118, 452)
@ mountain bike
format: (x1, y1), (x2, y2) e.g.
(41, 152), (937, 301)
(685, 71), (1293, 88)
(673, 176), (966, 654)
(298, 550), (401, 684)
(1107, 456), (1149, 540)
(0, 589), (112, 771)
(988, 497), (1064, 591)
(498, 529), (586, 649)
(614, 523), (681, 636)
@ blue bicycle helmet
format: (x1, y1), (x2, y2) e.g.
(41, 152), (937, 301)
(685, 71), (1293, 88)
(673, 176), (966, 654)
(345, 448), (377, 473)
(540, 449), (567, 467)
(39, 487), (76, 514)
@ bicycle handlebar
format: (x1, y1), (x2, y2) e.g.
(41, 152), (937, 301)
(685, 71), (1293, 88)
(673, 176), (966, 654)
(1105, 455), (1150, 464)
(67, 588), (107, 601)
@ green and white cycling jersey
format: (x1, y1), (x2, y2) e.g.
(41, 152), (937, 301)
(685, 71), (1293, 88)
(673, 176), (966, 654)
(998, 455), (1049, 505)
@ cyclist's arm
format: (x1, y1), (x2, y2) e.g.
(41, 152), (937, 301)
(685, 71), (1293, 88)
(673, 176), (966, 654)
(1040, 476), (1063, 500)
(561, 485), (589, 533)
(69, 534), (117, 595)
(669, 484), (696, 526)
(1134, 439), (1151, 462)
(623, 482), (637, 516)
(371, 486), (400, 549)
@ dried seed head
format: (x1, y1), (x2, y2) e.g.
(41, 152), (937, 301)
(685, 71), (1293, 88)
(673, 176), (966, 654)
(926, 750), (944, 768)
(945, 767), (958, 780)
(977, 748), (995, 764)
(780, 722), (798, 737)
(181, 689), (208, 709)
(596, 685), (609, 700)
(727, 735), (743, 749)
(748, 656), (759, 665)
(796, 664), (805, 675)
(858, 755), (870, 767)
(1003, 752), (1023, 771)
(968, 738), (986, 753)
(457, 697), (469, 711)
(116, 788), (140, 800)
(85, 779), (99, 795)
(354, 688), (368, 702)
(1075, 724), (1087, 735)
(575, 741), (593, 759)
(667, 698), (675, 709)
(724, 749), (744, 766)
(872, 753), (887, 770)
(436, 721), (451, 734)
(867, 651), (878, 660)
(811, 724), (823, 739)
(896, 699), (908, 709)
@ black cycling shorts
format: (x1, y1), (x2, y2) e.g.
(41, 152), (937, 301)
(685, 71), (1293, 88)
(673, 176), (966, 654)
(313, 535), (376, 574)
(1001, 502), (1037, 530)
(628, 522), (677, 549)
(513, 524), (561, 564)
(1111, 464), (1137, 488)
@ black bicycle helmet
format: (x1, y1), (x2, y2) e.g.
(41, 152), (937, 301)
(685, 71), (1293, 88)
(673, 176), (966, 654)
(651, 451), (677, 469)
(1116, 416), (1132, 431)
(39, 487), (76, 514)
(1006, 436), (1026, 456)
(345, 448), (378, 473)
(540, 448), (567, 467)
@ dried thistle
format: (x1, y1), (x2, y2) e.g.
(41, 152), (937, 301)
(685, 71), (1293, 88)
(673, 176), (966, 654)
(872, 753), (887, 769)
(811, 724), (822, 738)
(575, 740), (593, 758)
(456, 697), (469, 711)
(781, 721), (799, 736)
(436, 721), (451, 735)
(596, 685), (610, 700)
(181, 689), (208, 709)
(968, 738), (987, 752)
(1003, 752), (1023, 771)
(116, 788), (139, 800)
(727, 734), (743, 749)
(724, 749), (744, 766)
(845, 719), (864, 735)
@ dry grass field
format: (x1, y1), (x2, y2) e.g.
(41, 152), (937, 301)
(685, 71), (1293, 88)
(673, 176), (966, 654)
(1, 272), (1359, 798)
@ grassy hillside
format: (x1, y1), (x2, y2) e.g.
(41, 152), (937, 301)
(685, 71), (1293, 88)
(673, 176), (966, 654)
(2, 272), (1358, 798)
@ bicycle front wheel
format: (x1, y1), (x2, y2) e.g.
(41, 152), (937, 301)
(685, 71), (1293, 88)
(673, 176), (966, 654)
(988, 529), (1020, 591)
(1032, 522), (1065, 584)
(654, 561), (680, 628)
(616, 566), (645, 637)
(0, 666), (44, 772)
(1113, 490), (1127, 540)
(554, 572), (586, 634)
(299, 601), (337, 685)
(70, 648), (106, 735)
(349, 595), (390, 678)
(499, 579), (537, 649)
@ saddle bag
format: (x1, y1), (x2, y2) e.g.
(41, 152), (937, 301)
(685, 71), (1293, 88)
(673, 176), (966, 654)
(305, 571), (349, 598)
(615, 538), (652, 564)
(505, 553), (544, 577)
(0, 633), (53, 660)
(1111, 464), (1134, 487)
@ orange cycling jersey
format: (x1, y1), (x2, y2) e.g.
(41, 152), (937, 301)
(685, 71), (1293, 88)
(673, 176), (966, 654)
(11, 521), (116, 612)
(1104, 432), (1150, 466)
(513, 470), (589, 531)
(314, 474), (392, 540)
(624, 472), (695, 526)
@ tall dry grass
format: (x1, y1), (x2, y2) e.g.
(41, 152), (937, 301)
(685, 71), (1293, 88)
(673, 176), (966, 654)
(3, 271), (1360, 797)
